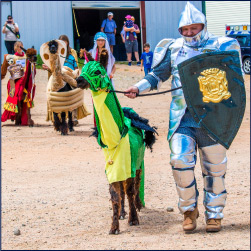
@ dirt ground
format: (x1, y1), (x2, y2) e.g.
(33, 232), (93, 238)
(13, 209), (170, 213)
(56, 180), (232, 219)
(1, 65), (250, 250)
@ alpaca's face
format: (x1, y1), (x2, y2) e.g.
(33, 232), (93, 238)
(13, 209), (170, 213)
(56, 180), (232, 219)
(76, 76), (91, 89)
(76, 68), (102, 89)
(26, 48), (37, 63)
(28, 55), (37, 63)
(77, 61), (111, 91)
(48, 40), (58, 54)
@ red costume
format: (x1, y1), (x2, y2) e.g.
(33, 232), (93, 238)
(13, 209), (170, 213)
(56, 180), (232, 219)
(1, 60), (36, 125)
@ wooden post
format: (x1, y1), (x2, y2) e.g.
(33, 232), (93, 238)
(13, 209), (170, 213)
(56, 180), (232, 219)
(140, 1), (146, 46)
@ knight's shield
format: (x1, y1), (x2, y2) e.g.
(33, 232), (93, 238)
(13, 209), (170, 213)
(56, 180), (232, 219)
(178, 51), (246, 149)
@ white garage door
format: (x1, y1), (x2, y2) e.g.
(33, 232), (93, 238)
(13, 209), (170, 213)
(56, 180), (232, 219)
(206, 1), (250, 36)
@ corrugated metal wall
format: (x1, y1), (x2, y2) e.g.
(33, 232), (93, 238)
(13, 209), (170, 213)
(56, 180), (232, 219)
(145, 1), (202, 51)
(2, 1), (74, 60)
(206, 1), (250, 36)
(1, 1), (209, 62)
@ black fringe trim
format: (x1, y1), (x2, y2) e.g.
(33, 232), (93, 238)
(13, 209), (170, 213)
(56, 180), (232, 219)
(90, 127), (99, 139)
(122, 107), (158, 151)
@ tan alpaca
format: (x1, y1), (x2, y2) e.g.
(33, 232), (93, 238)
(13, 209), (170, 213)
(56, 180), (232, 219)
(40, 40), (90, 122)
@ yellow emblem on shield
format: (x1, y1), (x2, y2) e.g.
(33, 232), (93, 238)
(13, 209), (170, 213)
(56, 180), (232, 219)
(198, 68), (231, 103)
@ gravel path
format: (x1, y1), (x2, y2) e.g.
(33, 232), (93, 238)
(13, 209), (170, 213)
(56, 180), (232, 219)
(1, 65), (250, 250)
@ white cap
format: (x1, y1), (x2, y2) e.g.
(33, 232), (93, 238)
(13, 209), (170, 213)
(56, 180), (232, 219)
(107, 12), (113, 16)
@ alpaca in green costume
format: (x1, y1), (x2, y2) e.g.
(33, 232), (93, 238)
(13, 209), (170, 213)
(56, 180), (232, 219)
(76, 48), (157, 234)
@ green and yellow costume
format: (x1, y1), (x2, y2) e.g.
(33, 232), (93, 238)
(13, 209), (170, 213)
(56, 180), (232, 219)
(80, 61), (157, 206)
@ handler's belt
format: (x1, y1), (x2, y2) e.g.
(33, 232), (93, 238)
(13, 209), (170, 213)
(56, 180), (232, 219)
(105, 32), (114, 34)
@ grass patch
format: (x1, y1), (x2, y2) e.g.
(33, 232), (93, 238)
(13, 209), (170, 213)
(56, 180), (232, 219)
(36, 54), (44, 69)
(35, 55), (85, 70)
(78, 57), (85, 67)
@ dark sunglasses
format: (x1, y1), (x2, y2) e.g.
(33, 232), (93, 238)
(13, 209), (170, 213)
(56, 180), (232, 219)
(8, 17), (12, 20)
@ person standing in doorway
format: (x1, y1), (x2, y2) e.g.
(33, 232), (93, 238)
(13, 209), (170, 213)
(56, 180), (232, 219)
(2, 15), (20, 54)
(101, 12), (117, 54)
(123, 16), (141, 66)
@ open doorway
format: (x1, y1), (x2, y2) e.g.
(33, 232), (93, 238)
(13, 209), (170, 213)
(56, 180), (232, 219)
(73, 8), (142, 61)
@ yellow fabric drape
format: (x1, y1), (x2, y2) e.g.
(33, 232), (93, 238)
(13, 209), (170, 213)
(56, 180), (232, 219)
(92, 90), (132, 184)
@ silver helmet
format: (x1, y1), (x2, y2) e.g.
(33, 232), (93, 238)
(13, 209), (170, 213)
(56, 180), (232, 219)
(178, 1), (209, 47)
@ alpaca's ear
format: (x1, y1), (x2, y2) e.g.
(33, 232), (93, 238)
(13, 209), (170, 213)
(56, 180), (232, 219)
(1, 54), (9, 80)
(79, 48), (94, 61)
(79, 49), (85, 58)
(99, 48), (108, 69)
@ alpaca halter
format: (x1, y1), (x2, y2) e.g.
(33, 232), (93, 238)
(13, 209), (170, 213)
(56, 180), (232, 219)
(81, 72), (107, 91)
(80, 61), (112, 91)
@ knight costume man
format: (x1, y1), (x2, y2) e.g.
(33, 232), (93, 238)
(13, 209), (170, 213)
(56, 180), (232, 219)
(126, 2), (244, 232)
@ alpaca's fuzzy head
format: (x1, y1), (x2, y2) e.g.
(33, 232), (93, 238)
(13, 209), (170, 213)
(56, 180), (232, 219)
(40, 40), (66, 70)
(26, 48), (37, 63)
(48, 40), (58, 54)
(77, 48), (111, 91)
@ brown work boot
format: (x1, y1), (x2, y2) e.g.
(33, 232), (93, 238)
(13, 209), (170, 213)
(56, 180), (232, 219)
(206, 219), (221, 232)
(183, 207), (199, 232)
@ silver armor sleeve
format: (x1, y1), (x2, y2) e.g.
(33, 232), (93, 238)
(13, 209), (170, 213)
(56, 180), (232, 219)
(152, 38), (175, 68)
(218, 36), (244, 76)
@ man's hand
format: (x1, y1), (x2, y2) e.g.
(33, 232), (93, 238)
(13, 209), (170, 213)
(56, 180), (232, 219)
(124, 86), (139, 99)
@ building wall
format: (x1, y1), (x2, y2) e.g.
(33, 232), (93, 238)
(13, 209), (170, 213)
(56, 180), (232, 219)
(145, 1), (202, 50)
(1, 1), (73, 62)
(2, 1), (217, 63)
(205, 1), (250, 36)
(3, 1), (250, 62)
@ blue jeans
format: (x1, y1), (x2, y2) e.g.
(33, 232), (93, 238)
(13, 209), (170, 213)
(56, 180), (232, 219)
(144, 67), (152, 76)
(5, 40), (16, 54)
(126, 31), (137, 38)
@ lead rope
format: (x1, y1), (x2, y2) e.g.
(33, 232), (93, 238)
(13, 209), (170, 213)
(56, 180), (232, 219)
(107, 86), (182, 97)
(61, 56), (183, 96)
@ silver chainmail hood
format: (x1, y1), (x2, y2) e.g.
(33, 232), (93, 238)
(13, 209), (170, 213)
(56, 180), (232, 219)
(178, 1), (209, 47)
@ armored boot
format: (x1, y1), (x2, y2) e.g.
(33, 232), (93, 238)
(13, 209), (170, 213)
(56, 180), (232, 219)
(183, 207), (199, 231)
(206, 219), (221, 232)
(199, 144), (227, 232)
